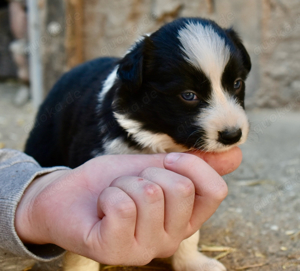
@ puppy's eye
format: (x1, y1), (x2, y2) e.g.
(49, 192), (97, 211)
(181, 92), (198, 101)
(233, 79), (243, 91)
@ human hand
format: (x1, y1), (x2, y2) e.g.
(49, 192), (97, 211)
(187, 146), (242, 176)
(15, 148), (241, 265)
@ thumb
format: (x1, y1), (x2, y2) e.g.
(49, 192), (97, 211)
(80, 146), (242, 190)
(79, 153), (167, 189)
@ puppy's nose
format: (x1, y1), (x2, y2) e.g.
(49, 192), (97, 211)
(218, 128), (242, 145)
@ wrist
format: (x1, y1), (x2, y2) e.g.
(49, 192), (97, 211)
(15, 169), (70, 244)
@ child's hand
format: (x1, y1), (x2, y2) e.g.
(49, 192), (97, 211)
(15, 148), (239, 265)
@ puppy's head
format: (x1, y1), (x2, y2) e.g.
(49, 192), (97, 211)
(113, 17), (251, 153)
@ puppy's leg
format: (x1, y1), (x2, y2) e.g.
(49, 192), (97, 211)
(63, 252), (99, 271)
(172, 231), (226, 271)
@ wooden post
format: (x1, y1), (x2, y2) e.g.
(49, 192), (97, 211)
(38, 0), (84, 97)
(27, 0), (44, 107)
(40, 0), (66, 96)
(65, 0), (84, 69)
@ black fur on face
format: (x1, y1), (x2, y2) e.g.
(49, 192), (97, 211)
(113, 17), (251, 152)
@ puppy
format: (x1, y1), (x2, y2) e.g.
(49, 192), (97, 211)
(25, 17), (251, 271)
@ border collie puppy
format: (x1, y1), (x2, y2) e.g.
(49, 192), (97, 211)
(25, 17), (251, 271)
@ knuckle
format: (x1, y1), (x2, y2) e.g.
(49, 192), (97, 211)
(158, 242), (180, 258)
(104, 255), (118, 265)
(174, 177), (195, 198)
(215, 182), (228, 201)
(105, 255), (128, 266)
(142, 183), (163, 203)
(113, 200), (136, 219)
(127, 249), (155, 266)
(207, 176), (228, 202)
(138, 256), (153, 266)
(110, 176), (123, 186)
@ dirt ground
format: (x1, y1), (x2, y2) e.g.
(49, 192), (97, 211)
(1, 82), (300, 271)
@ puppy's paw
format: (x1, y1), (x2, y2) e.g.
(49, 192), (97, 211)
(172, 252), (226, 271)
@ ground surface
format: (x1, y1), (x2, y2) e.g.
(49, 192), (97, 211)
(1, 83), (300, 271)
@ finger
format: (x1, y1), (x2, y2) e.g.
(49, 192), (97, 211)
(163, 153), (228, 231)
(97, 187), (137, 249)
(110, 176), (165, 246)
(139, 167), (195, 238)
(80, 154), (165, 192)
(186, 146), (243, 176)
(79, 147), (241, 194)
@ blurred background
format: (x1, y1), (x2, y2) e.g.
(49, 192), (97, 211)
(1, 0), (300, 270)
(1, 0), (300, 150)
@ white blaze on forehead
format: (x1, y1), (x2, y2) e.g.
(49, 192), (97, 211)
(179, 22), (249, 152)
(178, 22), (230, 84)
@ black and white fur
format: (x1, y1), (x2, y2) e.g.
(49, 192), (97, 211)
(25, 17), (251, 271)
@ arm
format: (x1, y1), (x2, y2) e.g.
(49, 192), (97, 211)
(0, 149), (68, 262)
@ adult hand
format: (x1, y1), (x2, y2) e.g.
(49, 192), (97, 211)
(15, 147), (241, 265)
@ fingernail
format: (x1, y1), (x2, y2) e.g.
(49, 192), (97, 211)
(165, 153), (181, 164)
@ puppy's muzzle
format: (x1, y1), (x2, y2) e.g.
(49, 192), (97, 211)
(218, 128), (242, 145)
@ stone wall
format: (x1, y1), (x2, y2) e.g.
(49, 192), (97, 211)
(82, 0), (300, 109)
(258, 0), (300, 108)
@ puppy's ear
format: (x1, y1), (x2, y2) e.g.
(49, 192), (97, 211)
(226, 28), (251, 73)
(117, 36), (151, 91)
